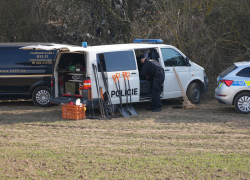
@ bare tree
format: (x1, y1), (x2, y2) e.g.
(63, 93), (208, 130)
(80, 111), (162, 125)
(1, 0), (250, 87)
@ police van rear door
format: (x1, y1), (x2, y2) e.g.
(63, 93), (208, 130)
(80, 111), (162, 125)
(21, 44), (87, 98)
(96, 50), (139, 105)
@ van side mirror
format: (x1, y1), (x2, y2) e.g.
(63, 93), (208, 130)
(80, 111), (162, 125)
(185, 57), (191, 66)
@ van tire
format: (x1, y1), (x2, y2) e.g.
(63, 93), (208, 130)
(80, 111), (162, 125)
(187, 82), (201, 104)
(32, 86), (51, 107)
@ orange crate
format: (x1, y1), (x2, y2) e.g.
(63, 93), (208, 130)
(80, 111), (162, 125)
(62, 104), (86, 120)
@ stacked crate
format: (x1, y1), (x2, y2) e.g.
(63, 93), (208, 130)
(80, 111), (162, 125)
(62, 104), (86, 120)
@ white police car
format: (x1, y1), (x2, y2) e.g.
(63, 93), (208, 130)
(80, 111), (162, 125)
(215, 61), (250, 114)
(22, 39), (208, 114)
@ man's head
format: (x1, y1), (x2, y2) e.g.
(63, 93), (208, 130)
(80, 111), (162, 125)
(140, 55), (146, 63)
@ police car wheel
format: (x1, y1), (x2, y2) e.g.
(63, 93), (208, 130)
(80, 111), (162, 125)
(32, 86), (51, 107)
(187, 83), (201, 104)
(234, 93), (250, 114)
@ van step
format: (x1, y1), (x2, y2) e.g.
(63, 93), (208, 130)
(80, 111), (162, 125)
(139, 97), (152, 101)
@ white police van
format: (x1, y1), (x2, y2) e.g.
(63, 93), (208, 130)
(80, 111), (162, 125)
(21, 39), (208, 113)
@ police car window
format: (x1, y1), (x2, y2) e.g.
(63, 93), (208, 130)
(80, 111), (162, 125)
(236, 67), (250, 77)
(161, 48), (185, 67)
(98, 51), (136, 72)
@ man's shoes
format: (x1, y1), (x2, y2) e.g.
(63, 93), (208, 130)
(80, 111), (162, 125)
(152, 108), (162, 112)
(146, 107), (154, 111)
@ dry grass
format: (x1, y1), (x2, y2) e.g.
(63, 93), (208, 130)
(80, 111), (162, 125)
(0, 97), (250, 179)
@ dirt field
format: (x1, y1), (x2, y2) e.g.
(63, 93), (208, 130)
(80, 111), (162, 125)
(0, 96), (250, 179)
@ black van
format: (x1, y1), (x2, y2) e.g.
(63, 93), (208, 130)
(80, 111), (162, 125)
(0, 43), (57, 107)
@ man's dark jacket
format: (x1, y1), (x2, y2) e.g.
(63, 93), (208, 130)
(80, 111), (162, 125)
(140, 59), (164, 80)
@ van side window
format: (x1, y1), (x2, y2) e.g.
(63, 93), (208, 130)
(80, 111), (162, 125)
(97, 51), (136, 72)
(0, 49), (54, 68)
(161, 48), (185, 67)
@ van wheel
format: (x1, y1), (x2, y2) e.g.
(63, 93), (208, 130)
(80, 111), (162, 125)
(32, 86), (51, 107)
(98, 96), (118, 115)
(187, 83), (201, 104)
(234, 93), (250, 114)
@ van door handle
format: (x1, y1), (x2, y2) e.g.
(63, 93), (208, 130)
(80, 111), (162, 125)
(131, 72), (137, 74)
(165, 69), (170, 71)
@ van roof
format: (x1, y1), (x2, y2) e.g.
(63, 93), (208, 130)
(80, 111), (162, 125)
(20, 43), (174, 53)
(0, 42), (57, 48)
(84, 43), (173, 52)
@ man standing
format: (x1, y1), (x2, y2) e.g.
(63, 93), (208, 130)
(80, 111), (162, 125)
(140, 55), (165, 112)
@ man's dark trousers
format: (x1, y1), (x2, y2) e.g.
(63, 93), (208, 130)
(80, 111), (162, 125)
(151, 70), (165, 109)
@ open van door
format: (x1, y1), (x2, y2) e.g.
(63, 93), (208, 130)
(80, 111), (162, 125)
(20, 44), (88, 102)
(96, 50), (140, 105)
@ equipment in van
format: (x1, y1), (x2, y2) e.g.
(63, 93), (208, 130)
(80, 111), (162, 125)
(92, 63), (106, 118)
(75, 63), (81, 71)
(173, 66), (196, 109)
(72, 75), (82, 80)
(68, 65), (76, 71)
(99, 62), (115, 117)
(65, 82), (79, 95)
(112, 74), (130, 117)
(125, 72), (138, 115)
